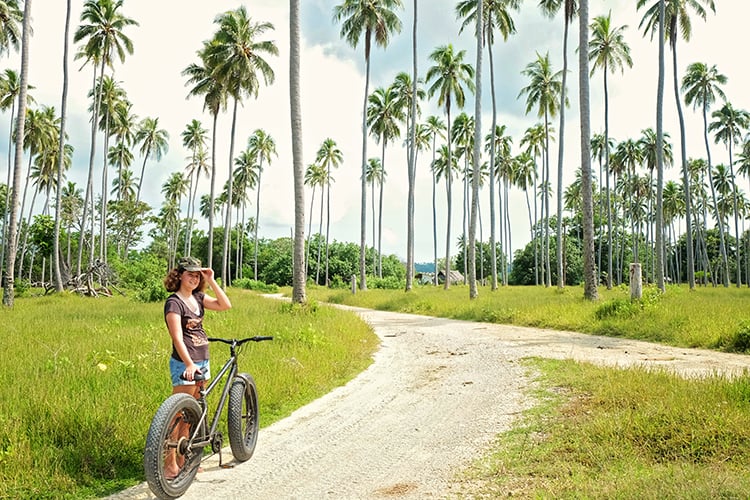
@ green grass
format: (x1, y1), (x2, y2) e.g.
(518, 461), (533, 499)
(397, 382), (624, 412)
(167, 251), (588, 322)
(461, 358), (750, 498)
(306, 283), (750, 352)
(0, 291), (377, 499)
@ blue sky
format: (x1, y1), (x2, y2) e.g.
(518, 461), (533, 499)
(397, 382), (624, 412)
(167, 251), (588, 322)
(3, 0), (748, 263)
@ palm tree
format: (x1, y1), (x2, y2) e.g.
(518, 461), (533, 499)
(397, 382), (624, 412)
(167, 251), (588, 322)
(181, 119), (208, 256)
(519, 52), (562, 287)
(709, 102), (749, 286)
(425, 115), (446, 285)
(520, 123), (547, 285)
(365, 157), (384, 274)
(334, 0), (403, 291)
(316, 138), (343, 286)
(232, 149), (259, 279)
(73, 0), (137, 274)
(205, 6), (277, 284)
(391, 71), (423, 289)
(539, 0), (576, 290)
(452, 112), (473, 284)
(3, 0), (31, 307)
(487, 124), (513, 285)
(161, 172), (190, 266)
(589, 12), (632, 289)
(52, 0), (73, 292)
(60, 181), (83, 268)
(638, 0), (716, 289)
(304, 162), (327, 280)
(425, 43), (475, 289)
(457, 0), (521, 292)
(432, 144), (459, 285)
(183, 46), (228, 268)
(290, 0), (306, 303)
(367, 85), (403, 277)
(682, 61), (728, 286)
(134, 116), (169, 203)
(248, 129), (277, 280)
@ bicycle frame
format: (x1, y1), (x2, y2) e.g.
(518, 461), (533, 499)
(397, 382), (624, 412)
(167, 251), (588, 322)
(187, 340), (241, 455)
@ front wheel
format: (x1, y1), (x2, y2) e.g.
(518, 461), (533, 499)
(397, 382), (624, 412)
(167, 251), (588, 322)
(227, 373), (259, 462)
(144, 393), (204, 500)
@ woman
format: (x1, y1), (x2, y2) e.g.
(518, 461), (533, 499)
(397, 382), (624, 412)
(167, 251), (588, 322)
(163, 256), (232, 397)
(162, 257), (231, 479)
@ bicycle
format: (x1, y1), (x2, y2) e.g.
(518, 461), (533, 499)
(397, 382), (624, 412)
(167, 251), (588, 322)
(144, 335), (273, 500)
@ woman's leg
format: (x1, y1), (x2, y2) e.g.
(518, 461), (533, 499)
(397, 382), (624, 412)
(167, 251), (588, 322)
(164, 384), (201, 479)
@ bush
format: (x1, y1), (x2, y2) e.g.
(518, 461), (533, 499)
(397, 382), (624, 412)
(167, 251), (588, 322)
(718, 320), (750, 353)
(110, 253), (168, 302)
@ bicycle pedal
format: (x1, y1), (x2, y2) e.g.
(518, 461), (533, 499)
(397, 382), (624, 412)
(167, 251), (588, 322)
(220, 463), (235, 469)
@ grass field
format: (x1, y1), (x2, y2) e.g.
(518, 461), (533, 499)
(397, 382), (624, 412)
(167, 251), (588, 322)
(0, 290), (377, 499)
(3, 283), (750, 498)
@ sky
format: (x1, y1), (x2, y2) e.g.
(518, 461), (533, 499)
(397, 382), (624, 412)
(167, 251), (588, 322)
(2, 0), (749, 264)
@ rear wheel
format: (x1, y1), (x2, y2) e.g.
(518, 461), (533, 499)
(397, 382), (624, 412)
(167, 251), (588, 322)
(144, 394), (204, 500)
(227, 373), (259, 461)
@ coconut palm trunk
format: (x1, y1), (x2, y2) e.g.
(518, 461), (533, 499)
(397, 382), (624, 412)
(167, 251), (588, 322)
(3, 0), (31, 307)
(290, 0), (306, 303)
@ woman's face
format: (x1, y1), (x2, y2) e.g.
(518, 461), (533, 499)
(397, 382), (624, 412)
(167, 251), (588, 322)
(181, 271), (201, 289)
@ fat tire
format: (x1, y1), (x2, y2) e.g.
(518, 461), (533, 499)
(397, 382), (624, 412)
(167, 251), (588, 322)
(144, 393), (204, 500)
(227, 373), (259, 461)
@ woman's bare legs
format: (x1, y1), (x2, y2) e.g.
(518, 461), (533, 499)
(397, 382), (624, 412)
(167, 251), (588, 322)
(164, 384), (201, 479)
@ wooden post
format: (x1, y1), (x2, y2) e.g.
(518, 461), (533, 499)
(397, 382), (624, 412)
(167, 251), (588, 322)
(351, 274), (357, 294)
(629, 263), (642, 300)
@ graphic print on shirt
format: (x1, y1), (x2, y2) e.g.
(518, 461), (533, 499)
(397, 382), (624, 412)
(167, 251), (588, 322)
(186, 317), (208, 347)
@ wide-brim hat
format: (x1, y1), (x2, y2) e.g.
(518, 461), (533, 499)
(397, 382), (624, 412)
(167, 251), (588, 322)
(178, 256), (202, 272)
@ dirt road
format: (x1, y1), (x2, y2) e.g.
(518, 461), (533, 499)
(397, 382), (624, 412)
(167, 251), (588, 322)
(111, 307), (750, 499)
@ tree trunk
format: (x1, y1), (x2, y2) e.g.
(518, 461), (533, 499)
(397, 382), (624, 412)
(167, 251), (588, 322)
(289, 0), (306, 304)
(579, 0), (597, 301)
(468, 0), (482, 300)
(3, 0), (32, 307)
(222, 98), (239, 285)
(655, 0), (665, 292)
(405, 0), (417, 292)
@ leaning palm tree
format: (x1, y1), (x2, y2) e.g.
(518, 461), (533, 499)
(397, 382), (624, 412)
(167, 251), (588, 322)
(204, 6), (277, 284)
(519, 52), (562, 287)
(290, 0), (306, 303)
(456, 0), (521, 292)
(589, 12), (632, 290)
(3, 0), (30, 307)
(638, 0), (716, 290)
(425, 43), (475, 290)
(315, 138), (343, 286)
(248, 129), (277, 280)
(682, 61), (729, 286)
(333, 0), (403, 291)
(709, 102), (749, 287)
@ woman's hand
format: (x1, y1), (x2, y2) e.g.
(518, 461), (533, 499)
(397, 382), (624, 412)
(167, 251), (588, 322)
(183, 362), (200, 381)
(200, 267), (215, 281)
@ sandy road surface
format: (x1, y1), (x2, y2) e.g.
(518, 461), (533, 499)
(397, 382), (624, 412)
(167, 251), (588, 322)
(111, 307), (750, 500)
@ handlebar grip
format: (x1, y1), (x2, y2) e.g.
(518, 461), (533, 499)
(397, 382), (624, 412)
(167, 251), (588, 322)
(255, 336), (274, 341)
(180, 369), (206, 381)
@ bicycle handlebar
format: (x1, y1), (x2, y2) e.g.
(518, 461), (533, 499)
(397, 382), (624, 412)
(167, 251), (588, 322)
(207, 336), (274, 345)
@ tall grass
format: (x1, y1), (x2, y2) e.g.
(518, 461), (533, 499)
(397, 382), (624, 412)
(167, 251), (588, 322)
(0, 291), (377, 499)
(464, 358), (750, 498)
(310, 284), (750, 352)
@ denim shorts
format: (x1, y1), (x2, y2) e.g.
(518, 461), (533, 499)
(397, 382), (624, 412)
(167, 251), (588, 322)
(170, 357), (210, 386)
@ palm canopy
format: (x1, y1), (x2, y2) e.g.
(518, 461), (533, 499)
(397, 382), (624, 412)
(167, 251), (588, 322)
(182, 43), (228, 117)
(709, 102), (750, 148)
(316, 138), (344, 170)
(518, 52), (564, 118)
(248, 129), (277, 168)
(681, 62), (726, 111)
(456, 0), (522, 43)
(135, 117), (169, 161)
(73, 0), (138, 69)
(589, 12), (633, 76)
(367, 85), (404, 145)
(637, 0), (715, 47)
(204, 6), (277, 100)
(425, 44), (476, 115)
(333, 0), (403, 59)
(0, 0), (23, 55)
(182, 119), (208, 153)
